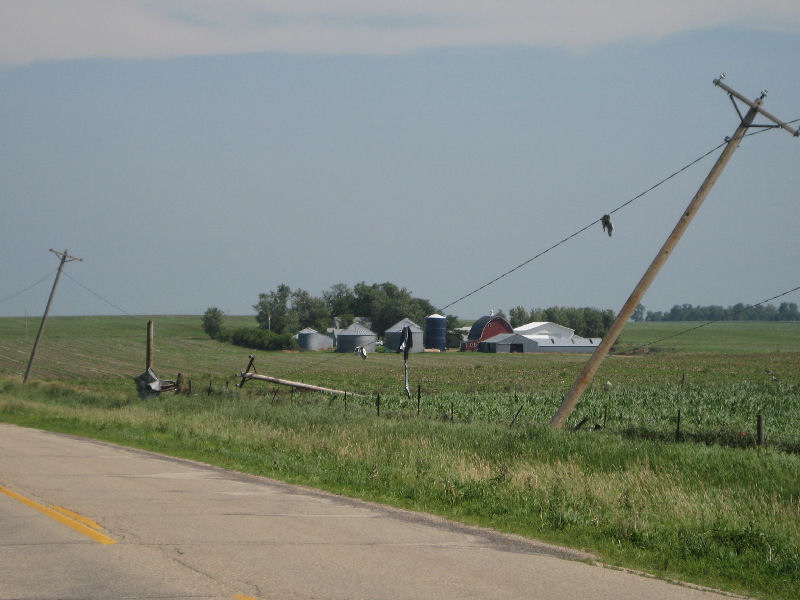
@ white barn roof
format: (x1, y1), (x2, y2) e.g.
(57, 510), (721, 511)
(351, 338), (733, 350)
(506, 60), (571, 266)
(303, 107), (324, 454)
(514, 321), (575, 338)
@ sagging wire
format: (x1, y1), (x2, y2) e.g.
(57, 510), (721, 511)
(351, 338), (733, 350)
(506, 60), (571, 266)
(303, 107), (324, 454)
(436, 117), (800, 315)
(62, 271), (132, 316)
(0, 269), (57, 305)
(614, 284), (800, 355)
(436, 141), (728, 313)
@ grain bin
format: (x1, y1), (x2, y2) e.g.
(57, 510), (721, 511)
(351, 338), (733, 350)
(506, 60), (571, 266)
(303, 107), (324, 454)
(384, 318), (424, 353)
(297, 327), (334, 351)
(424, 313), (447, 351)
(336, 322), (377, 353)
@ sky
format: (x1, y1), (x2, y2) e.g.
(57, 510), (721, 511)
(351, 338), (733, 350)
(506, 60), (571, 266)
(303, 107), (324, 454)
(2, 1), (799, 321)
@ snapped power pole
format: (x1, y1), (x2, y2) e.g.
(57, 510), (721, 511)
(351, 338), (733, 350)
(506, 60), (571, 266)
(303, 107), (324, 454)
(23, 249), (82, 383)
(550, 77), (798, 429)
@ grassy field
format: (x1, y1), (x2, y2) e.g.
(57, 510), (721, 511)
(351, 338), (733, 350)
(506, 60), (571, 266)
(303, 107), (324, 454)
(1, 315), (800, 598)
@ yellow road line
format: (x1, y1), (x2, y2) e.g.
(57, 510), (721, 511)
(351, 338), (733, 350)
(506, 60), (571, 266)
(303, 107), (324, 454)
(51, 505), (104, 530)
(232, 595), (259, 600)
(0, 485), (116, 545)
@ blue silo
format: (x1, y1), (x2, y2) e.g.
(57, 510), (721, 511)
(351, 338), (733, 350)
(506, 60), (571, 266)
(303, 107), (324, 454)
(424, 313), (447, 351)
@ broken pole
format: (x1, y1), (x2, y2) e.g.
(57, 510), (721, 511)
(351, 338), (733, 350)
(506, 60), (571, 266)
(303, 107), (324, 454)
(550, 79), (797, 429)
(238, 372), (359, 397)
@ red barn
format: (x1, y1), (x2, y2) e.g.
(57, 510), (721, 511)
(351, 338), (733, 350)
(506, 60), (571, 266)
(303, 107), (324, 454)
(460, 315), (513, 351)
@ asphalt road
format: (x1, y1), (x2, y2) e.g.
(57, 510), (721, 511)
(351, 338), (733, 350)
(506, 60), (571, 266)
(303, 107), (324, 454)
(0, 424), (739, 599)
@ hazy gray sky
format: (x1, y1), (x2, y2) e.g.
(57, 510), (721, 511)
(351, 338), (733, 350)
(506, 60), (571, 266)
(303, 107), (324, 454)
(2, 1), (799, 320)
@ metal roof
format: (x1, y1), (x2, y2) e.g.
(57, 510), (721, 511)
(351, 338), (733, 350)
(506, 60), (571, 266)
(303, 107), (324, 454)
(385, 318), (423, 333)
(340, 322), (376, 336)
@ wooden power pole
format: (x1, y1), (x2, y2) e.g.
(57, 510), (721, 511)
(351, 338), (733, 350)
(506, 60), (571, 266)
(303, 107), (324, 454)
(550, 77), (798, 429)
(23, 249), (82, 383)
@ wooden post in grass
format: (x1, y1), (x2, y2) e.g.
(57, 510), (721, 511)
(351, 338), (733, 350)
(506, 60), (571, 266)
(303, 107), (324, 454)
(376, 393), (381, 417)
(417, 384), (421, 416)
(146, 320), (154, 370)
(757, 414), (764, 447)
(550, 79), (798, 429)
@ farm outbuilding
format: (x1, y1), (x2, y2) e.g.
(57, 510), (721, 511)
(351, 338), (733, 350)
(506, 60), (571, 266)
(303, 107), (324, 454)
(297, 327), (334, 351)
(461, 314), (514, 351)
(335, 322), (377, 353)
(384, 318), (424, 353)
(478, 321), (600, 353)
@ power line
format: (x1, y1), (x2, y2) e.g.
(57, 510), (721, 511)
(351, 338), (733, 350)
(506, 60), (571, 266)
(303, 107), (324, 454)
(437, 118), (800, 315)
(436, 141), (726, 313)
(0, 269), (57, 305)
(616, 284), (800, 354)
(62, 271), (132, 316)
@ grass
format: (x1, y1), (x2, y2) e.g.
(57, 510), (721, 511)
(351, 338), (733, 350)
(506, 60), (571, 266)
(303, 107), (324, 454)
(1, 315), (800, 598)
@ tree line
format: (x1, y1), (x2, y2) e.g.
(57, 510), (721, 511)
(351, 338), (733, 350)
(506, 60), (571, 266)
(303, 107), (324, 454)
(639, 302), (800, 322)
(203, 282), (444, 350)
(507, 306), (615, 338)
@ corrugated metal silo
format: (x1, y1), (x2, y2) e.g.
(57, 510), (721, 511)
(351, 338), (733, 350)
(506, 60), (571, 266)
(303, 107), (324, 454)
(297, 327), (334, 351)
(384, 318), (424, 353)
(336, 322), (377, 353)
(424, 313), (447, 351)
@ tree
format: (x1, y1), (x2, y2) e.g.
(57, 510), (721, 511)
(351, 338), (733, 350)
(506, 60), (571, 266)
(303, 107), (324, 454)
(509, 306), (529, 327)
(253, 283), (292, 332)
(631, 304), (646, 322)
(202, 307), (225, 339)
(291, 289), (331, 332)
(323, 283), (356, 317)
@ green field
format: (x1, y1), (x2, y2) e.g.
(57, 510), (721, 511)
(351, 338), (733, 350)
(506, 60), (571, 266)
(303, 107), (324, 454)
(1, 316), (800, 598)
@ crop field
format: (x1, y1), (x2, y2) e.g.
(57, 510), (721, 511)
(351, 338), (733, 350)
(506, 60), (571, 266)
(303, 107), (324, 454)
(1, 316), (798, 448)
(2, 315), (800, 598)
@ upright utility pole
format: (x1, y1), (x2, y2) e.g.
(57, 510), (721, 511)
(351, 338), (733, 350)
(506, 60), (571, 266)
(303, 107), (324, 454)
(550, 77), (798, 429)
(23, 249), (82, 383)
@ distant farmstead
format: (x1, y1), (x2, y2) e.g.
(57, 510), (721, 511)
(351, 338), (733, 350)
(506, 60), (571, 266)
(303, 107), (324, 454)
(481, 321), (600, 353)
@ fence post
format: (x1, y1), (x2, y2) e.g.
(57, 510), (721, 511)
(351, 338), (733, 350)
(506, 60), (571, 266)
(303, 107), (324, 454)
(376, 393), (381, 417)
(344, 391), (347, 412)
(757, 414), (764, 447)
(417, 384), (421, 416)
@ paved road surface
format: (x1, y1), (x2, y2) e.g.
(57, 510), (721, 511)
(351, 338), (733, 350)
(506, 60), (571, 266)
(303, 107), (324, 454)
(0, 424), (740, 599)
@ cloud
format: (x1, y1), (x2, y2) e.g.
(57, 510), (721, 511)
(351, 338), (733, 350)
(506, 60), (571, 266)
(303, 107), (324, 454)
(1, 0), (799, 65)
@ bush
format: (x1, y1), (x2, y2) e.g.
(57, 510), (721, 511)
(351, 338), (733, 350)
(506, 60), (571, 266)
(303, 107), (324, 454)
(224, 327), (298, 351)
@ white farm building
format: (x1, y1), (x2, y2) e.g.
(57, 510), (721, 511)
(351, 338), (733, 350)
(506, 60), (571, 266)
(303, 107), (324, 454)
(479, 321), (600, 354)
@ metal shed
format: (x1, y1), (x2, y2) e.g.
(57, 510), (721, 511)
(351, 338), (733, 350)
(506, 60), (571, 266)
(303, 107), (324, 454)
(384, 318), (424, 353)
(297, 327), (334, 351)
(480, 332), (599, 353)
(335, 322), (377, 353)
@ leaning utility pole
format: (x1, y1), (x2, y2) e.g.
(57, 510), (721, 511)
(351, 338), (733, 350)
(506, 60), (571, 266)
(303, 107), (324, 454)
(550, 77), (798, 429)
(23, 249), (82, 383)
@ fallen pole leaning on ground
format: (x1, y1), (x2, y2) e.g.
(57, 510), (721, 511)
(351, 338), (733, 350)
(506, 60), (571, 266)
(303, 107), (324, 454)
(237, 372), (361, 397)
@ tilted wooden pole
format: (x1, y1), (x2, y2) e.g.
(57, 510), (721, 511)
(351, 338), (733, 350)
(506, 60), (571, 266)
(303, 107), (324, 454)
(23, 249), (82, 383)
(550, 79), (797, 429)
